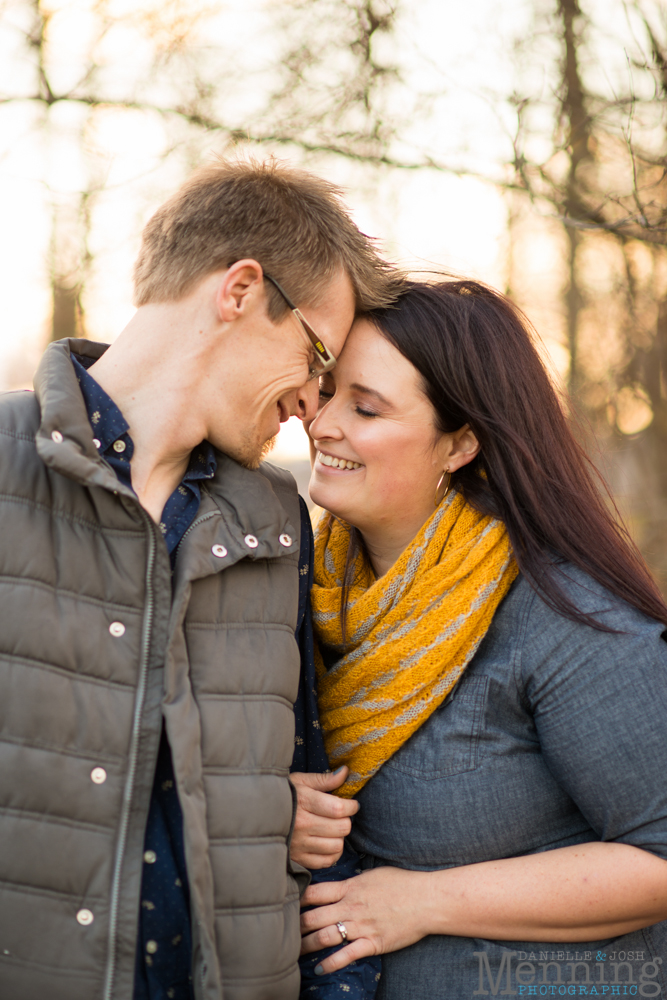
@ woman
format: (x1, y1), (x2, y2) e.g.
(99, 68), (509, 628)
(297, 280), (667, 998)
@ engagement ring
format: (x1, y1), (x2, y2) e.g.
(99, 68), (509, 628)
(336, 921), (348, 943)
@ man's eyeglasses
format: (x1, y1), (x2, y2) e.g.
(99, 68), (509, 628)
(263, 273), (337, 382)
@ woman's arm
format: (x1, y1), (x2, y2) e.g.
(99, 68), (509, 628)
(300, 841), (667, 974)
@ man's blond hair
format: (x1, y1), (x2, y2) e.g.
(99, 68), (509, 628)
(133, 158), (401, 318)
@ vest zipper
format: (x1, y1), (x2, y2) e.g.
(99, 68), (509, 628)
(103, 511), (157, 1000)
(173, 509), (218, 562)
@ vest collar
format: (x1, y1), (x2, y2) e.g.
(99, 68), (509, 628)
(175, 458), (299, 583)
(34, 337), (134, 498)
(33, 338), (299, 561)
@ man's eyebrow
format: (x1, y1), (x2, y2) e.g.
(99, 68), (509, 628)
(349, 382), (393, 407)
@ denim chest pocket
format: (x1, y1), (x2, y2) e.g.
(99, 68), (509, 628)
(385, 674), (489, 779)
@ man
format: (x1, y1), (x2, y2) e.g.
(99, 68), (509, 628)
(0, 159), (399, 1000)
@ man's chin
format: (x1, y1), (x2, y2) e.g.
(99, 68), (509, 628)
(211, 430), (278, 471)
(239, 435), (277, 471)
(260, 435), (277, 463)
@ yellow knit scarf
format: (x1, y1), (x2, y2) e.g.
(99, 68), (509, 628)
(311, 490), (518, 797)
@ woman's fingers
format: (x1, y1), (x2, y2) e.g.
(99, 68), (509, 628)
(296, 814), (352, 838)
(300, 921), (349, 954)
(296, 840), (348, 869)
(298, 853), (342, 869)
(301, 879), (347, 908)
(297, 833), (349, 854)
(301, 903), (343, 943)
(290, 771), (360, 819)
(288, 772), (360, 866)
(304, 935), (376, 974)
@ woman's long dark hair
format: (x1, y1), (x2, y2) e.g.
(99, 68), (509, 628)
(359, 278), (667, 631)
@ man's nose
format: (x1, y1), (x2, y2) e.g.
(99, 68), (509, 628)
(295, 379), (320, 422)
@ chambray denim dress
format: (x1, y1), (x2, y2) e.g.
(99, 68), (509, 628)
(348, 566), (667, 999)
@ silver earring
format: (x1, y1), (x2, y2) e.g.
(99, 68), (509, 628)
(434, 468), (452, 507)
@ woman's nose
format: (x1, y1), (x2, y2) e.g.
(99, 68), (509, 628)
(309, 401), (342, 441)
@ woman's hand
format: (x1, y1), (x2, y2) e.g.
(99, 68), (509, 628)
(300, 866), (432, 974)
(289, 767), (360, 868)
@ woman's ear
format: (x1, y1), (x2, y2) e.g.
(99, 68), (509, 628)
(440, 424), (480, 473)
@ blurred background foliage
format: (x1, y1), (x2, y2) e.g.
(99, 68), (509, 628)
(0, 0), (666, 591)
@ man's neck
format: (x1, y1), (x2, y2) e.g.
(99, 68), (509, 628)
(88, 306), (217, 522)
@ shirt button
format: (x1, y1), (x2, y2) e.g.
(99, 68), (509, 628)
(143, 850), (157, 864)
(76, 908), (94, 926)
(279, 533), (292, 547)
(109, 621), (125, 637)
(112, 439), (126, 453)
(211, 544), (227, 558)
(93, 438), (101, 449)
(146, 940), (158, 954)
(51, 430), (63, 443)
(90, 767), (107, 784)
(244, 534), (258, 549)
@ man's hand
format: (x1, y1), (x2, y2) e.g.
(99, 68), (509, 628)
(289, 767), (360, 869)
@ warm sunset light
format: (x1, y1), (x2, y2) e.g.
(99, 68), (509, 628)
(1, 0), (665, 583)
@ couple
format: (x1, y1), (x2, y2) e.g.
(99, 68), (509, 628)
(0, 158), (666, 1000)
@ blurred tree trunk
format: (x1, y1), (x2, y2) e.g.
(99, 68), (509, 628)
(559, 0), (589, 396)
(616, 244), (667, 592)
(51, 282), (82, 342)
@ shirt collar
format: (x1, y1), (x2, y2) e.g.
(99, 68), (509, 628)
(71, 354), (130, 455)
(184, 441), (217, 484)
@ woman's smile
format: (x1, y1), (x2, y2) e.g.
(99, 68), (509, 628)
(315, 449), (364, 471)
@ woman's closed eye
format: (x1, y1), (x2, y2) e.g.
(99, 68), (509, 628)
(318, 387), (378, 419)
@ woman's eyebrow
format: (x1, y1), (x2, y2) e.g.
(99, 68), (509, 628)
(349, 382), (393, 407)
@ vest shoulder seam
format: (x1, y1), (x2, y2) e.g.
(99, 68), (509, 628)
(0, 426), (37, 443)
(0, 574), (143, 614)
(0, 877), (107, 906)
(0, 650), (136, 692)
(0, 803), (111, 836)
(0, 492), (143, 536)
(0, 732), (120, 766)
(184, 620), (294, 631)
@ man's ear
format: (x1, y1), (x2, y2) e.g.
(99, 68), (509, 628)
(215, 259), (265, 323)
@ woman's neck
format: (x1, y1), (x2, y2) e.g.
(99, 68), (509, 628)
(359, 516), (430, 578)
